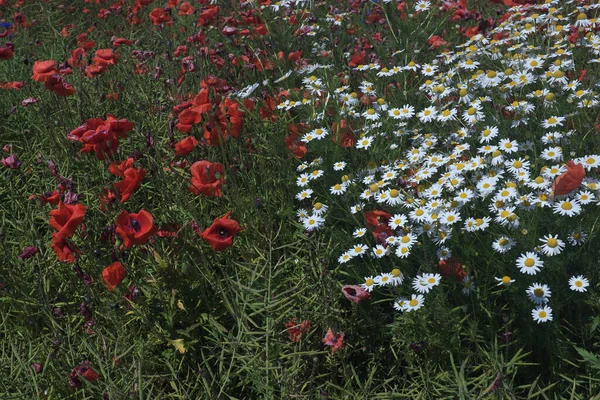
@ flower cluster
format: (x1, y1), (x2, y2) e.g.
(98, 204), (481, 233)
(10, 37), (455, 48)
(67, 116), (134, 160)
(287, 0), (599, 323)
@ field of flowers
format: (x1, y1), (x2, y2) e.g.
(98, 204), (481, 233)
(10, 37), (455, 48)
(2, 0), (600, 398)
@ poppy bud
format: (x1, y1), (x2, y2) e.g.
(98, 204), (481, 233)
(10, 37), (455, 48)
(2, 154), (22, 169)
(19, 246), (39, 260)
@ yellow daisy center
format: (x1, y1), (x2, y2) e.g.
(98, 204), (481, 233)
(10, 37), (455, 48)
(561, 202), (573, 210)
(524, 258), (535, 267)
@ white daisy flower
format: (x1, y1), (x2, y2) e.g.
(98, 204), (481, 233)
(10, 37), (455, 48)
(553, 199), (582, 217)
(567, 231), (587, 246)
(541, 115), (565, 129)
(404, 294), (425, 312)
(390, 268), (404, 285)
(338, 251), (353, 264)
(461, 276), (475, 296)
(495, 275), (515, 287)
(526, 283), (552, 304)
(333, 161), (347, 171)
(395, 245), (411, 258)
(372, 245), (388, 258)
(492, 237), (516, 253)
(330, 183), (347, 195)
(350, 244), (368, 257)
(393, 298), (409, 312)
(532, 306), (553, 323)
(538, 234), (565, 256)
(361, 276), (377, 292)
(374, 273), (393, 286)
(516, 252), (544, 275)
(356, 136), (374, 150)
(389, 214), (407, 230)
(303, 214), (325, 231)
(569, 275), (589, 292)
(296, 173), (311, 187)
(296, 189), (313, 200)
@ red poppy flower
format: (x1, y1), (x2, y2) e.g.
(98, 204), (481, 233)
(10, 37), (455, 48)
(38, 190), (61, 205)
(287, 50), (302, 62)
(92, 49), (120, 68)
(260, 96), (276, 121)
(174, 45), (187, 57)
(111, 37), (134, 47)
(113, 167), (145, 203)
(341, 285), (371, 304)
(109, 158), (135, 177)
(176, 108), (201, 133)
(32, 60), (58, 82)
(69, 362), (99, 387)
(115, 209), (158, 248)
(364, 210), (390, 226)
(85, 63), (106, 79)
(50, 233), (82, 263)
(285, 318), (310, 342)
(188, 160), (225, 197)
(0, 81), (24, 90)
(67, 116), (133, 160)
(200, 211), (242, 251)
(222, 26), (238, 36)
(285, 134), (307, 159)
(149, 7), (172, 25)
(197, 5), (219, 26)
(80, 366), (98, 380)
(49, 201), (86, 240)
(0, 42), (14, 60)
(428, 35), (448, 48)
(101, 261), (126, 291)
(322, 328), (344, 353)
(76, 33), (95, 51)
(349, 50), (365, 67)
(44, 75), (76, 96)
(178, 2), (194, 15)
(174, 136), (198, 155)
(157, 224), (180, 238)
(438, 257), (467, 282)
(224, 98), (243, 137)
(331, 120), (357, 148)
(254, 24), (268, 36)
(552, 160), (585, 196)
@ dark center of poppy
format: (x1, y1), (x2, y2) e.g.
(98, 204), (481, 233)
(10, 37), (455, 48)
(216, 228), (228, 238)
(130, 218), (141, 232)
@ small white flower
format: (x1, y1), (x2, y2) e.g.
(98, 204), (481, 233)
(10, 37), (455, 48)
(569, 275), (589, 292)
